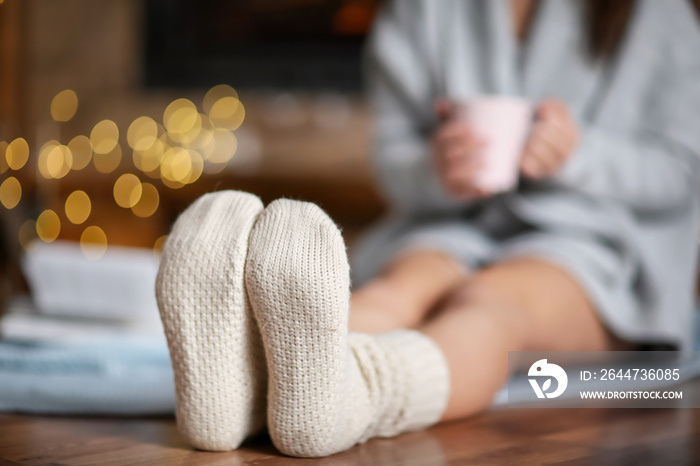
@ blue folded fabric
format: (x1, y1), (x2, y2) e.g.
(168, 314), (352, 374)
(0, 339), (175, 415)
(1, 312), (699, 415)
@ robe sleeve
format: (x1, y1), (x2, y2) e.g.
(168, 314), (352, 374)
(554, 126), (698, 212)
(553, 3), (700, 213)
(365, 0), (469, 214)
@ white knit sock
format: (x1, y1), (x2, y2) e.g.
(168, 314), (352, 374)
(245, 199), (450, 458)
(156, 190), (266, 451)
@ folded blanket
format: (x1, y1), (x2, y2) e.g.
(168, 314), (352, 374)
(1, 313), (699, 415)
(0, 339), (175, 415)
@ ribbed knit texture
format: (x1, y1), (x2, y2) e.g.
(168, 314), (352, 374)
(245, 199), (450, 458)
(156, 191), (266, 451)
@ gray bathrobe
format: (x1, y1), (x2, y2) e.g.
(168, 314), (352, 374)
(352, 0), (700, 351)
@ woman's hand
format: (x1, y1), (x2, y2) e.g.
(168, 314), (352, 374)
(432, 101), (489, 199)
(520, 99), (580, 179)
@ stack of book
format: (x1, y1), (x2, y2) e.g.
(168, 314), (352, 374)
(1, 242), (164, 345)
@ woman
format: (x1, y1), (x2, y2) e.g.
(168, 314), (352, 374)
(156, 0), (700, 458)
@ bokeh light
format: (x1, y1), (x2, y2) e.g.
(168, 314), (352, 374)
(93, 143), (122, 173)
(50, 89), (79, 122)
(208, 96), (245, 131)
(67, 135), (93, 170)
(160, 176), (185, 190)
(46, 144), (73, 179)
(64, 190), (91, 224)
(178, 113), (206, 145)
(36, 210), (61, 243)
(164, 99), (196, 128)
(133, 138), (166, 176)
(203, 84), (238, 114)
(37, 140), (59, 179)
(190, 115), (215, 153)
(208, 128), (238, 164)
(90, 119), (119, 154)
(19, 220), (38, 250)
(153, 234), (168, 254)
(6, 137), (29, 170)
(164, 99), (201, 144)
(113, 173), (142, 208)
(0, 176), (21, 209)
(6, 87), (254, 255)
(80, 226), (108, 260)
(185, 149), (204, 184)
(0, 141), (9, 174)
(127, 116), (158, 151)
(131, 182), (159, 218)
(161, 147), (192, 183)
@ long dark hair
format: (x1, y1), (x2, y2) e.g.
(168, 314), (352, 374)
(583, 0), (635, 60)
(585, 0), (700, 60)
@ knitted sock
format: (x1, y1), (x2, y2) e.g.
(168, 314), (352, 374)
(156, 190), (266, 451)
(245, 199), (450, 458)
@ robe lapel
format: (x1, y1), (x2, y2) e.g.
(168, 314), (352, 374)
(520, 0), (604, 115)
(484, 0), (520, 95)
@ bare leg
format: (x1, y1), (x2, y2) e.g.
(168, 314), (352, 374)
(349, 250), (467, 333)
(419, 257), (633, 421)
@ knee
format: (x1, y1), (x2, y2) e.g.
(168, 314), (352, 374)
(438, 277), (528, 351)
(441, 272), (505, 310)
(351, 278), (423, 329)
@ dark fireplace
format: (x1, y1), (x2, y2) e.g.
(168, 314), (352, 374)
(145, 0), (379, 92)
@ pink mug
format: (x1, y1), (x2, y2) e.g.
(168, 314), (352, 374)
(451, 96), (532, 193)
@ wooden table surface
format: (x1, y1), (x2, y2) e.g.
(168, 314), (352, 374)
(1, 381), (699, 465)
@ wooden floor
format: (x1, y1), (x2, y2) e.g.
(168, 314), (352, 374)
(1, 381), (699, 465)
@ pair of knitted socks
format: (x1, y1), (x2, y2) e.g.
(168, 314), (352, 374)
(156, 191), (450, 457)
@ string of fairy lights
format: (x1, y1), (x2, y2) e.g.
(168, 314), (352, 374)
(0, 84), (245, 259)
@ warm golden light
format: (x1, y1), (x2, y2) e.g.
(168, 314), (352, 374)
(208, 128), (238, 164)
(113, 173), (142, 208)
(0, 176), (21, 209)
(161, 147), (192, 183)
(160, 177), (185, 190)
(50, 89), (79, 122)
(209, 96), (245, 131)
(133, 138), (165, 175)
(67, 135), (93, 170)
(190, 115), (215, 153)
(0, 141), (8, 174)
(199, 136), (216, 162)
(37, 141), (56, 179)
(166, 106), (201, 144)
(163, 99), (197, 129)
(158, 132), (176, 153)
(36, 210), (61, 243)
(93, 143), (122, 174)
(153, 234), (168, 256)
(127, 116), (158, 151)
(90, 119), (119, 154)
(178, 113), (206, 145)
(185, 149), (204, 184)
(203, 84), (238, 114)
(19, 220), (38, 250)
(80, 226), (108, 260)
(37, 140), (59, 179)
(6, 137), (29, 170)
(64, 190), (91, 224)
(131, 182), (160, 218)
(46, 145), (73, 179)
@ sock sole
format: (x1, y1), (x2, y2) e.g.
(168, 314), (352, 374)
(245, 199), (358, 457)
(156, 190), (265, 451)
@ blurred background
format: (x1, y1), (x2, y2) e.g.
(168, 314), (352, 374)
(0, 0), (386, 328)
